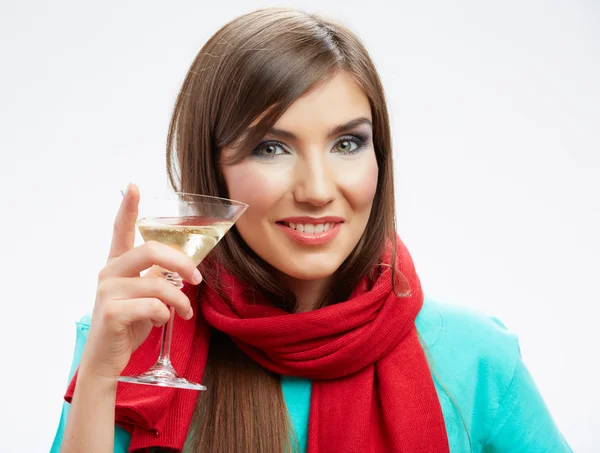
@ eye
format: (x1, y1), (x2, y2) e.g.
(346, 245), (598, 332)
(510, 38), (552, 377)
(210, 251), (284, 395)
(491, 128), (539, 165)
(252, 142), (287, 159)
(334, 140), (359, 154)
(332, 135), (366, 155)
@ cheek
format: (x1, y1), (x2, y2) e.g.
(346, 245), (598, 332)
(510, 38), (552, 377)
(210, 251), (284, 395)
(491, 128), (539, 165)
(222, 161), (289, 219)
(337, 152), (379, 209)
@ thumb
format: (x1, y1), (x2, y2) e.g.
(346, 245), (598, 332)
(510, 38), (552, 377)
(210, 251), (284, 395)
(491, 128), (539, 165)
(108, 183), (140, 260)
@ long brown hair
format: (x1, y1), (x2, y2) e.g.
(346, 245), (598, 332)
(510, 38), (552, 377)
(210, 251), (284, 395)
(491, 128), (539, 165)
(168, 7), (398, 453)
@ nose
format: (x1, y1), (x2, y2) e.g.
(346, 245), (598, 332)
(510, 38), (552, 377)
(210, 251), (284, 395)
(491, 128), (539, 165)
(292, 153), (335, 207)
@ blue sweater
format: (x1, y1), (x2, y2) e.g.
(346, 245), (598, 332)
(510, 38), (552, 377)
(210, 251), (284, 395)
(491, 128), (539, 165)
(51, 296), (572, 452)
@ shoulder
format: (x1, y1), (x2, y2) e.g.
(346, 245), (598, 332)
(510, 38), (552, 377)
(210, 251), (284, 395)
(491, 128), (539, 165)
(415, 296), (523, 445)
(73, 313), (92, 343)
(77, 313), (92, 327)
(66, 314), (93, 378)
(416, 295), (521, 374)
(54, 313), (132, 453)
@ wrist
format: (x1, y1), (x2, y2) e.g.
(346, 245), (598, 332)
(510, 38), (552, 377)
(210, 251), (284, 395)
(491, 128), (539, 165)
(76, 365), (120, 392)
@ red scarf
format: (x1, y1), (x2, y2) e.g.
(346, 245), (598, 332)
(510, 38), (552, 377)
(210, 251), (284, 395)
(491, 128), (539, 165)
(65, 237), (449, 452)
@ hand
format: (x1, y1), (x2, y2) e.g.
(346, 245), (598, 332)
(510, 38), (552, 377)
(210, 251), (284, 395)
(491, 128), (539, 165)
(78, 184), (203, 380)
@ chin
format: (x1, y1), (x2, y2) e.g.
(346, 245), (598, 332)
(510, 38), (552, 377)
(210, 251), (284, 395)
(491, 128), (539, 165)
(277, 262), (340, 281)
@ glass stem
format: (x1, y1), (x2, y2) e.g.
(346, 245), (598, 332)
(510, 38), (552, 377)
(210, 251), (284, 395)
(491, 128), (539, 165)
(156, 307), (175, 369)
(154, 271), (183, 371)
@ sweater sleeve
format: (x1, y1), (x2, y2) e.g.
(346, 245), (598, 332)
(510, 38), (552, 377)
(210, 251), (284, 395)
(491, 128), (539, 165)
(482, 354), (572, 452)
(49, 316), (132, 453)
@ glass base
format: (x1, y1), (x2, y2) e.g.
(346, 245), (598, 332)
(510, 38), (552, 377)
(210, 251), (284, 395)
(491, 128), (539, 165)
(118, 366), (207, 390)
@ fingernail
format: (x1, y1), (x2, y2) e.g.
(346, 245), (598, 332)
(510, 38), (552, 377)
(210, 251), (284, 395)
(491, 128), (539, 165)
(120, 184), (131, 198)
(193, 268), (202, 284)
(186, 307), (194, 320)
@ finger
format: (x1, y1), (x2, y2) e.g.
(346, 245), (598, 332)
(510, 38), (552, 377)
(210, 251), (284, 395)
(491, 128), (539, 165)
(108, 183), (140, 260)
(104, 297), (172, 327)
(99, 277), (193, 320)
(103, 240), (202, 285)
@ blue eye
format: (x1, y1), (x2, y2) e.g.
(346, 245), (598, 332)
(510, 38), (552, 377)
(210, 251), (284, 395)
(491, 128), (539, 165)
(332, 135), (366, 155)
(251, 142), (287, 159)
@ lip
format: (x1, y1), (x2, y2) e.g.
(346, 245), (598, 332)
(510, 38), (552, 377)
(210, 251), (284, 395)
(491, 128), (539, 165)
(276, 221), (342, 246)
(277, 216), (345, 224)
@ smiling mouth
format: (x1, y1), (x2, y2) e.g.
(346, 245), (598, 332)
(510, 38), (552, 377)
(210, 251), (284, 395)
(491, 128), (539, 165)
(275, 220), (343, 245)
(277, 221), (339, 234)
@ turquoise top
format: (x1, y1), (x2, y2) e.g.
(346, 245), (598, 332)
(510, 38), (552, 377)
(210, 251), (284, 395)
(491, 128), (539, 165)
(51, 296), (572, 452)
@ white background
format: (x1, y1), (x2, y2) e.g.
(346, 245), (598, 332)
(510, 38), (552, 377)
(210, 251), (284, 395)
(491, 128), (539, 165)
(1, 1), (598, 451)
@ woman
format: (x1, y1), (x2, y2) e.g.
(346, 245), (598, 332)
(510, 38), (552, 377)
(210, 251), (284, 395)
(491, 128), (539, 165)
(53, 7), (572, 453)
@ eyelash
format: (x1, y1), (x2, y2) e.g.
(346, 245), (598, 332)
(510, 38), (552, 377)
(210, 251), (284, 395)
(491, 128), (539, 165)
(251, 133), (369, 159)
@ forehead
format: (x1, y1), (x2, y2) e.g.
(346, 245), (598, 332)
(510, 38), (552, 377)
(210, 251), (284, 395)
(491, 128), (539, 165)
(273, 71), (372, 135)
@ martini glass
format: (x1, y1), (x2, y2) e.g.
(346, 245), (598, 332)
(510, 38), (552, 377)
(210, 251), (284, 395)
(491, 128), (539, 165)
(117, 192), (248, 390)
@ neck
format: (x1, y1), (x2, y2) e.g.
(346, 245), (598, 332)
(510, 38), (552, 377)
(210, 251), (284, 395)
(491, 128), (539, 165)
(278, 274), (333, 313)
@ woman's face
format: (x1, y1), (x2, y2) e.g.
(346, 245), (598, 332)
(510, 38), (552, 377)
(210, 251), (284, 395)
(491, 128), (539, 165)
(221, 71), (378, 282)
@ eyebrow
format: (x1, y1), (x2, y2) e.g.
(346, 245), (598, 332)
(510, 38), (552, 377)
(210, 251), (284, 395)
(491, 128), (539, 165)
(265, 117), (373, 141)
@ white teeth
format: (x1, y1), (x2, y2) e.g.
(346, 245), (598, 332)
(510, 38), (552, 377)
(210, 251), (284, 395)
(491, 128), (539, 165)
(284, 222), (335, 234)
